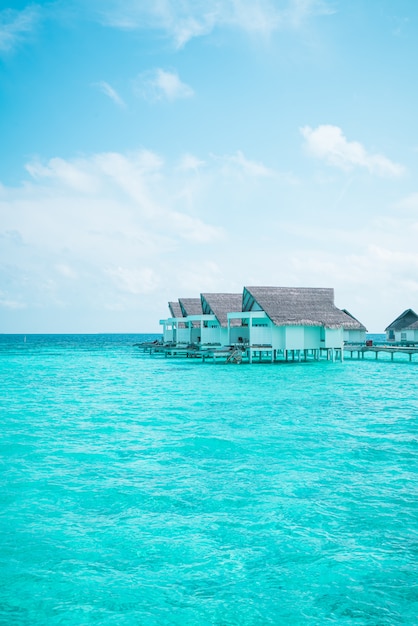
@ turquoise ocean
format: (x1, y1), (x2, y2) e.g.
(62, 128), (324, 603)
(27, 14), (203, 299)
(1, 333), (417, 625)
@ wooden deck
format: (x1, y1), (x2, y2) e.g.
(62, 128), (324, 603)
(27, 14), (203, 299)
(136, 341), (418, 364)
(136, 342), (343, 363)
(344, 344), (418, 361)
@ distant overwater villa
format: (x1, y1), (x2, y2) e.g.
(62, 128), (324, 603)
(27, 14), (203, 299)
(137, 286), (418, 364)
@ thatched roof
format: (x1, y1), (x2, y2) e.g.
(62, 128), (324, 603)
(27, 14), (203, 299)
(201, 293), (242, 328)
(385, 309), (418, 332)
(178, 298), (202, 317)
(404, 319), (418, 331)
(168, 301), (182, 318)
(243, 286), (361, 329)
(341, 309), (367, 331)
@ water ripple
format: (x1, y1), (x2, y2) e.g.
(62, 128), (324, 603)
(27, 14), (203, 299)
(0, 336), (417, 624)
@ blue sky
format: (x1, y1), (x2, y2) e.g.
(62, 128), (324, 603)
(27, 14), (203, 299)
(1, 0), (418, 333)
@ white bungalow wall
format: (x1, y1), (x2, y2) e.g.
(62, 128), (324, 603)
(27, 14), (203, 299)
(201, 323), (228, 345)
(395, 329), (418, 343)
(244, 322), (324, 351)
(227, 311), (269, 346)
(190, 326), (201, 343)
(344, 329), (366, 343)
(304, 326), (322, 349)
(270, 326), (285, 350)
(283, 326), (305, 350)
(250, 318), (273, 346)
(164, 326), (174, 343)
(177, 326), (190, 344)
(322, 327), (344, 348)
(160, 319), (174, 343)
(229, 325), (250, 344)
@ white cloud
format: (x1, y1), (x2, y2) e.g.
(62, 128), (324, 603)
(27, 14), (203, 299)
(177, 154), (205, 172)
(167, 211), (224, 243)
(220, 150), (275, 178)
(97, 0), (332, 47)
(26, 157), (99, 192)
(0, 5), (40, 54)
(284, 0), (335, 27)
(210, 150), (297, 184)
(107, 266), (159, 294)
(0, 148), (227, 326)
(2, 143), (416, 334)
(395, 192), (418, 211)
(301, 125), (405, 178)
(0, 292), (26, 310)
(134, 69), (194, 102)
(94, 80), (126, 108)
(55, 264), (78, 279)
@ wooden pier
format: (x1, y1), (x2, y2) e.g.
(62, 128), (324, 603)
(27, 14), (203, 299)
(136, 340), (418, 364)
(135, 341), (344, 364)
(344, 344), (418, 361)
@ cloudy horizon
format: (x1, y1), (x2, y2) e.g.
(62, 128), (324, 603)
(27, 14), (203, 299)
(1, 0), (418, 333)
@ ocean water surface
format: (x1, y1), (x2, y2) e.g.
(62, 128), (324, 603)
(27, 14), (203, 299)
(1, 334), (417, 625)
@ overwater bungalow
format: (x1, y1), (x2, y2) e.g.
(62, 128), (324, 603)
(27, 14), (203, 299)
(161, 294), (242, 347)
(200, 293), (242, 346)
(158, 285), (367, 363)
(227, 287), (362, 361)
(385, 309), (418, 343)
(160, 299), (201, 345)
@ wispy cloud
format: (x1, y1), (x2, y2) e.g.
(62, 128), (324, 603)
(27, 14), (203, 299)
(97, 0), (333, 48)
(0, 292), (26, 310)
(214, 150), (294, 181)
(222, 151), (275, 177)
(0, 148), (229, 326)
(25, 157), (99, 193)
(284, 0), (335, 27)
(106, 266), (160, 295)
(134, 69), (194, 102)
(0, 5), (40, 54)
(177, 154), (205, 172)
(94, 80), (126, 108)
(1, 143), (416, 332)
(300, 125), (405, 178)
(395, 192), (418, 211)
(22, 149), (223, 243)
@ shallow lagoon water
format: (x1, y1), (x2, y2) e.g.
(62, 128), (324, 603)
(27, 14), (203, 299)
(1, 334), (417, 625)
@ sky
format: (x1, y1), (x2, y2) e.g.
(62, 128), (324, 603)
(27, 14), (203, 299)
(1, 0), (418, 333)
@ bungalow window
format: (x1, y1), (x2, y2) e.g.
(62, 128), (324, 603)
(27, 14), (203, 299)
(401, 332), (406, 341)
